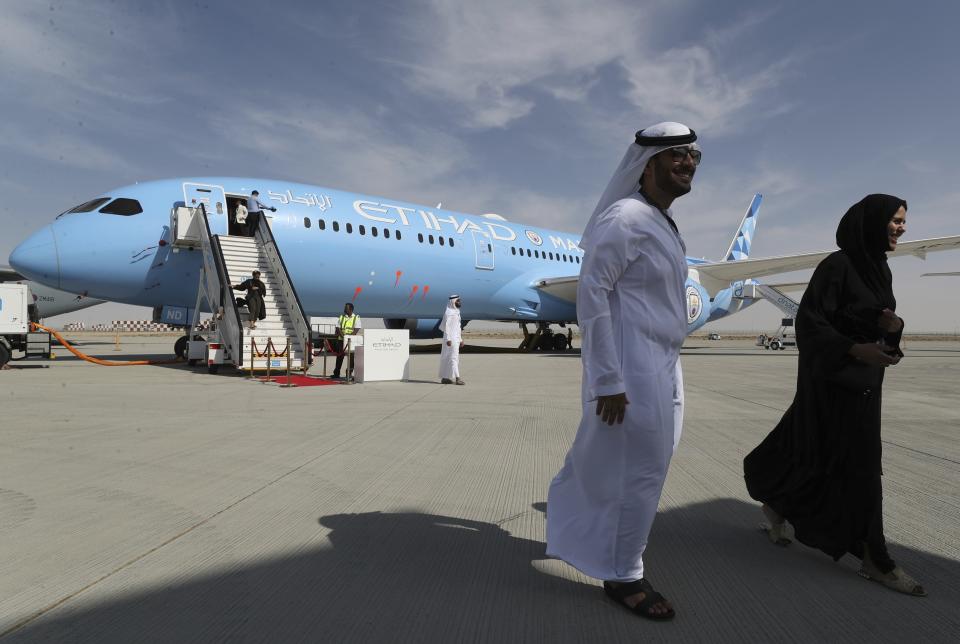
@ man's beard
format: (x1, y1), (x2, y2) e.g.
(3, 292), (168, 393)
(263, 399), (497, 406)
(655, 167), (693, 198)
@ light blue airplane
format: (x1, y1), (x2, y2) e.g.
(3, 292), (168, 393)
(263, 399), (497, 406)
(9, 179), (960, 351)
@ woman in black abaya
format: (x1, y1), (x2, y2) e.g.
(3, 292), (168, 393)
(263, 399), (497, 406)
(743, 194), (925, 596)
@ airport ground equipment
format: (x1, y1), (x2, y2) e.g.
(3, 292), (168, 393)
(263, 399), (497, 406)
(171, 199), (311, 375)
(757, 318), (797, 351)
(0, 283), (51, 368)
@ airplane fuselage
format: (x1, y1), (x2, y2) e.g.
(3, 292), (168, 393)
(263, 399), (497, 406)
(10, 178), (745, 332)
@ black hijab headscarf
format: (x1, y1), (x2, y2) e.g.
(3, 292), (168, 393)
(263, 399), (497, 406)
(835, 193), (905, 311)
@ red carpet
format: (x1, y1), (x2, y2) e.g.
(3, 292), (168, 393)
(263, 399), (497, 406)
(259, 375), (339, 387)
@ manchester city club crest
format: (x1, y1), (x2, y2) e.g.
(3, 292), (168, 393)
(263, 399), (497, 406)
(525, 230), (543, 245)
(686, 286), (702, 324)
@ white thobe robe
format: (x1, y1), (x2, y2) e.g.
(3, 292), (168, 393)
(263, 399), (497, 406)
(439, 309), (462, 380)
(547, 194), (687, 582)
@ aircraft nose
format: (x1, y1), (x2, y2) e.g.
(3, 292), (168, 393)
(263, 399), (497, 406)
(9, 224), (60, 289)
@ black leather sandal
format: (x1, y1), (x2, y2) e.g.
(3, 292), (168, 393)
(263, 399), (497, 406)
(603, 578), (676, 621)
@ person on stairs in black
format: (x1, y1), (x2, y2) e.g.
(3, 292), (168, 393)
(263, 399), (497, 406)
(233, 270), (266, 330)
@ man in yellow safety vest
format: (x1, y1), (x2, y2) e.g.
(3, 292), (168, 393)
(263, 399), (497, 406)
(333, 302), (361, 379)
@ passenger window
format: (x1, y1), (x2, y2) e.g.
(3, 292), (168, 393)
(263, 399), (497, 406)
(487, 243), (492, 252)
(372, 227), (378, 237)
(304, 217), (311, 228)
(319, 219), (326, 230)
(534, 250), (539, 258)
(396, 230), (402, 240)
(333, 221), (340, 232)
(439, 236), (445, 246)
(346, 223), (353, 234)
(383, 228), (390, 239)
(576, 256), (580, 264)
(359, 225), (365, 235)
(99, 198), (143, 216)
(450, 238), (455, 247)
(511, 247), (516, 255)
(418, 233), (424, 243)
(526, 249), (531, 257)
(428, 234), (435, 245)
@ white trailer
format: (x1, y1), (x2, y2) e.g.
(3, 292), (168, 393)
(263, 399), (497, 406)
(0, 283), (52, 368)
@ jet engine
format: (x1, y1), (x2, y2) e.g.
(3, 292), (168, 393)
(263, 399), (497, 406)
(382, 318), (444, 339)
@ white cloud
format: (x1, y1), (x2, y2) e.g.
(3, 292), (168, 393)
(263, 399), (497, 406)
(621, 46), (790, 134)
(392, 0), (791, 131)
(0, 2), (181, 99)
(207, 103), (469, 203)
(0, 125), (136, 173)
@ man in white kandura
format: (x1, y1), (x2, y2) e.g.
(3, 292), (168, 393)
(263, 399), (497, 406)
(546, 122), (700, 622)
(439, 295), (465, 385)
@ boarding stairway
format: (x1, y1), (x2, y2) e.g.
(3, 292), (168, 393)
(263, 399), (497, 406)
(175, 203), (311, 372)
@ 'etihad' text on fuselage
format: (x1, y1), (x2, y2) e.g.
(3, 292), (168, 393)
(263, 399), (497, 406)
(353, 200), (582, 253)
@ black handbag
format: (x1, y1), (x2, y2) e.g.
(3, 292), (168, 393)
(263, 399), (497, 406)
(826, 359), (883, 394)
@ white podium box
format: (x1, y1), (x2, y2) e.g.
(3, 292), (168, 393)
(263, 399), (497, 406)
(354, 329), (409, 383)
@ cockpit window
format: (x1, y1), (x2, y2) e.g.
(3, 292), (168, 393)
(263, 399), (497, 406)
(60, 197), (111, 216)
(99, 198), (143, 216)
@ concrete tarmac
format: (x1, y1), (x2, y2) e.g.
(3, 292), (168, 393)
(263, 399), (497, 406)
(1, 336), (958, 643)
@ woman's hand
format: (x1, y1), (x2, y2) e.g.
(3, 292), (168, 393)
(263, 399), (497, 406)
(849, 343), (901, 366)
(877, 308), (903, 333)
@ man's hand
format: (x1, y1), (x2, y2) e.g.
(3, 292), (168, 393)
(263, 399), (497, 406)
(877, 308), (903, 333)
(849, 343), (900, 366)
(596, 393), (629, 425)
(446, 340), (452, 346)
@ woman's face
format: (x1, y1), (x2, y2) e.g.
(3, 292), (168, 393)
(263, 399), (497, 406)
(887, 206), (907, 251)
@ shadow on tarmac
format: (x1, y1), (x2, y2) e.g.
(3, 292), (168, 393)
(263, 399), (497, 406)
(6, 499), (958, 642)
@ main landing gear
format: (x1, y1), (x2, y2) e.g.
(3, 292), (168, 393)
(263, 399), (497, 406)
(518, 322), (574, 352)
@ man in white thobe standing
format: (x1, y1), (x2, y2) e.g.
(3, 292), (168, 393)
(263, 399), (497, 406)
(439, 295), (465, 385)
(546, 122), (701, 621)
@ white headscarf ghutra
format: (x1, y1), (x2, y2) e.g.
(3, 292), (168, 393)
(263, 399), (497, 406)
(442, 294), (461, 329)
(580, 122), (698, 253)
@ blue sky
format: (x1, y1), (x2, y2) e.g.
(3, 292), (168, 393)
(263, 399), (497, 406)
(2, 0), (959, 331)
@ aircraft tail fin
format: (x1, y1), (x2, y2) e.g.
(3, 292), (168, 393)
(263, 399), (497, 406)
(723, 193), (762, 261)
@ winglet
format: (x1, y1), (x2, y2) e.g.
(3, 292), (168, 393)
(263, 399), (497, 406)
(723, 193), (762, 261)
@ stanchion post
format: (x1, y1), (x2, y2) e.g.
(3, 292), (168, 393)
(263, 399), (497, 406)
(114, 327), (122, 351)
(265, 339), (272, 383)
(346, 337), (353, 384)
(285, 338), (292, 387)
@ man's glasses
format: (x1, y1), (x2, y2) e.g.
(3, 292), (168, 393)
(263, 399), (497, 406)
(667, 146), (702, 165)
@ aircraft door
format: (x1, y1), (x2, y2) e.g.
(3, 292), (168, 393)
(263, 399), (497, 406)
(472, 230), (495, 270)
(182, 183), (229, 235)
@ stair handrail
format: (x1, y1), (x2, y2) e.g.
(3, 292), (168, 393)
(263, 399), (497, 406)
(197, 204), (244, 366)
(254, 213), (311, 370)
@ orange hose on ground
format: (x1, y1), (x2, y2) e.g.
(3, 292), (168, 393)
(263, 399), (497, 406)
(32, 323), (183, 366)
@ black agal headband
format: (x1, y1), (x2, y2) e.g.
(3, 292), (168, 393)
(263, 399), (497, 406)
(635, 128), (697, 146)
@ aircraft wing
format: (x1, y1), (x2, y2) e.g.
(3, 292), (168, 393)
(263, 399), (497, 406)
(0, 266), (25, 281)
(693, 234), (960, 295)
(535, 276), (578, 303)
